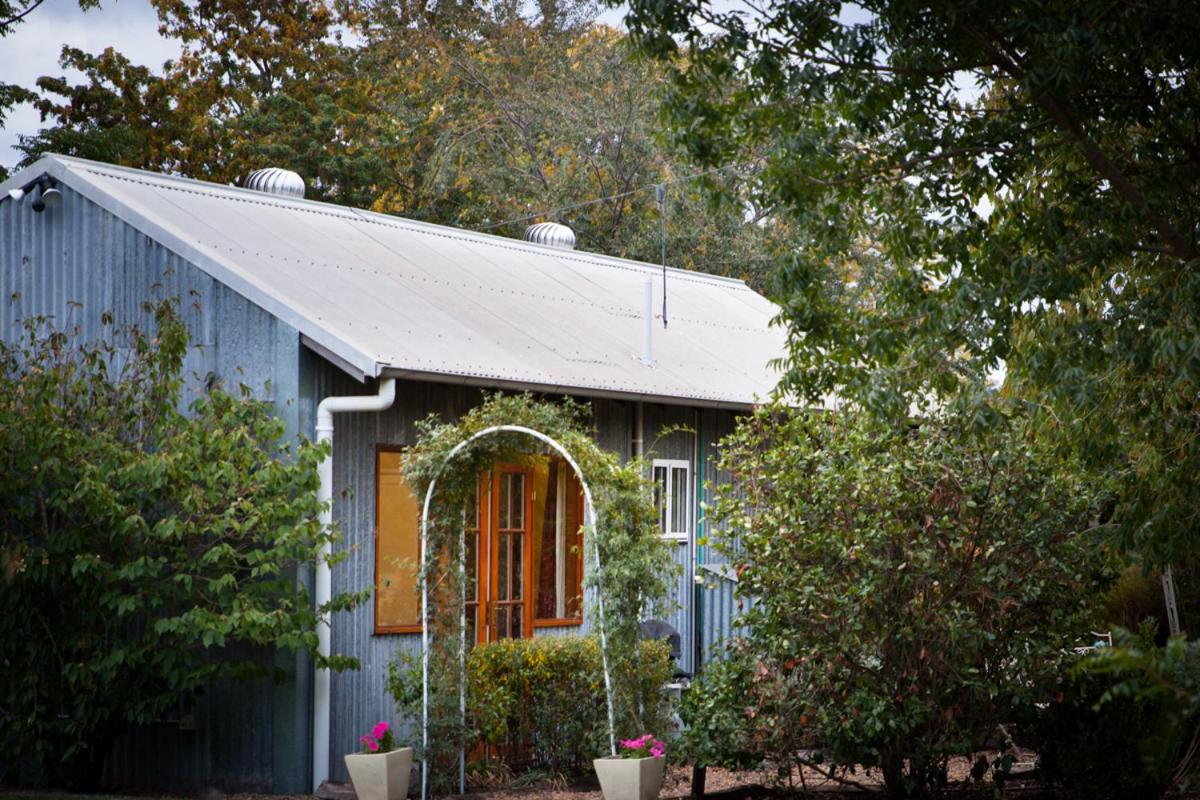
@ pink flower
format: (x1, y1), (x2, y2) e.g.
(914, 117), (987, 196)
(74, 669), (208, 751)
(367, 738), (379, 752)
(359, 734), (373, 748)
(372, 721), (390, 740)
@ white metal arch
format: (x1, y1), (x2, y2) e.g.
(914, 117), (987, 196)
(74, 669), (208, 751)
(418, 425), (617, 799)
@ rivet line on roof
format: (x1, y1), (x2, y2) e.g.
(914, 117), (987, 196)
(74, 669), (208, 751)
(202, 241), (766, 329)
(92, 168), (750, 291)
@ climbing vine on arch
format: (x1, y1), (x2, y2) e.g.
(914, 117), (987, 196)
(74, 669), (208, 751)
(399, 393), (674, 783)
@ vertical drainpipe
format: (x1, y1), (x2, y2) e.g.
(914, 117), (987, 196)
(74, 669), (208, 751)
(313, 377), (397, 792)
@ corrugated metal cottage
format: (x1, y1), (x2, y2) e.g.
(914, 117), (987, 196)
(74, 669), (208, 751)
(0, 156), (784, 793)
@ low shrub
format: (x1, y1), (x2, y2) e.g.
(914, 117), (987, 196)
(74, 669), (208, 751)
(388, 635), (672, 779)
(468, 635), (672, 773)
(674, 647), (764, 771)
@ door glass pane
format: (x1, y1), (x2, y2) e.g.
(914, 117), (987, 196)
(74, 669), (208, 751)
(498, 534), (509, 600)
(510, 607), (522, 639)
(499, 473), (511, 529)
(466, 530), (478, 602)
(510, 473), (524, 529)
(671, 466), (689, 534)
(512, 533), (523, 599)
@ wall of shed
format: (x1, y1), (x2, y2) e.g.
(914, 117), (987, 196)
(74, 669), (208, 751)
(0, 187), (310, 793)
(308, 356), (749, 782)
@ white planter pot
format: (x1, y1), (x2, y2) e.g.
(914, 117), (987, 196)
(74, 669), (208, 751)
(593, 755), (666, 800)
(344, 747), (414, 800)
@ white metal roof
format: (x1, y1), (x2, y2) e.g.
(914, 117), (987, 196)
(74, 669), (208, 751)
(2, 155), (787, 408)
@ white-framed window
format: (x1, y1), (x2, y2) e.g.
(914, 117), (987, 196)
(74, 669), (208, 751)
(652, 459), (690, 540)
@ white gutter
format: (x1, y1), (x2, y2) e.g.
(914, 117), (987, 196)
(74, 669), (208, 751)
(313, 378), (396, 792)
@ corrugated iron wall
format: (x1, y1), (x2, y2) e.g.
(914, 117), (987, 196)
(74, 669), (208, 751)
(697, 409), (745, 666)
(0, 186), (309, 792)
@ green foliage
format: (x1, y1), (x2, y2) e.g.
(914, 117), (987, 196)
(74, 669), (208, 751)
(708, 403), (1108, 798)
(387, 636), (671, 782)
(620, 0), (1200, 562)
(675, 649), (761, 771)
(0, 301), (361, 788)
(1029, 628), (1200, 799)
(394, 394), (674, 787)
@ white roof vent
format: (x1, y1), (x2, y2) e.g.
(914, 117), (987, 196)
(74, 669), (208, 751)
(524, 221), (575, 250)
(245, 167), (305, 199)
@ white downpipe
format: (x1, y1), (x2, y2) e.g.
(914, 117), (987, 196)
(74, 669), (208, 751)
(313, 378), (396, 792)
(640, 276), (654, 366)
(419, 424), (615, 800)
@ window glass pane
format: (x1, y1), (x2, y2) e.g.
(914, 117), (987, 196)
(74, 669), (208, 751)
(653, 466), (668, 532)
(533, 459), (558, 619)
(671, 466), (689, 534)
(376, 450), (420, 629)
(534, 458), (584, 621)
(564, 473), (583, 618)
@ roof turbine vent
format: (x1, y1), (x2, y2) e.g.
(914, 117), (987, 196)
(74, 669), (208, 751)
(244, 167), (306, 199)
(524, 221), (575, 250)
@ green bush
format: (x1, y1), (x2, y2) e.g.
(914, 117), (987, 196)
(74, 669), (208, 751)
(675, 647), (763, 771)
(708, 404), (1109, 798)
(0, 303), (361, 789)
(389, 635), (672, 777)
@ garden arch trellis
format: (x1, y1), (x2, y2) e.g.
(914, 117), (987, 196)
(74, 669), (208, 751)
(418, 424), (617, 799)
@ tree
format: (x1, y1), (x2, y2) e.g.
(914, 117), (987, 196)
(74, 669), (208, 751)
(619, 0), (1200, 562)
(0, 302), (360, 788)
(707, 403), (1108, 798)
(18, 0), (386, 207)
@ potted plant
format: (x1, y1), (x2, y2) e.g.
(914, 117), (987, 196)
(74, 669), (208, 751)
(593, 734), (667, 800)
(344, 721), (413, 800)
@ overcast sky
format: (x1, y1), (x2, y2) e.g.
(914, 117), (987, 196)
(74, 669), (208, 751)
(0, 0), (633, 173)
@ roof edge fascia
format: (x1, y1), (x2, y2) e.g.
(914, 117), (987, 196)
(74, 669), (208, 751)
(379, 365), (765, 412)
(14, 155), (381, 381)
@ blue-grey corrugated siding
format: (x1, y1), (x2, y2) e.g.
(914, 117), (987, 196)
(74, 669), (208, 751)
(1, 187), (307, 792)
(698, 409), (745, 666)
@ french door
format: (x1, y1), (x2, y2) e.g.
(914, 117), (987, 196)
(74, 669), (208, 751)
(466, 466), (533, 644)
(466, 461), (584, 645)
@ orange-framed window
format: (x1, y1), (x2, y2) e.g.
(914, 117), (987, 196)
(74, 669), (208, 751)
(375, 449), (585, 636)
(375, 447), (421, 633)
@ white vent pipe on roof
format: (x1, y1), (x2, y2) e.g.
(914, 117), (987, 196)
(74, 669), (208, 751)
(313, 378), (396, 791)
(641, 276), (654, 367)
(245, 167), (306, 198)
(524, 221), (576, 249)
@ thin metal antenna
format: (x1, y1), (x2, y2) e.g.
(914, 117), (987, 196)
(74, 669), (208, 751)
(656, 183), (668, 328)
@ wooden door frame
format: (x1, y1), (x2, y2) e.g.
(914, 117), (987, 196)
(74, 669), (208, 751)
(484, 464), (535, 642)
